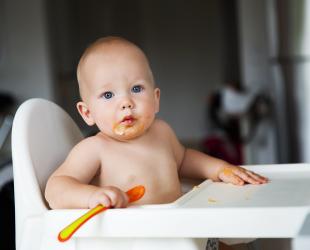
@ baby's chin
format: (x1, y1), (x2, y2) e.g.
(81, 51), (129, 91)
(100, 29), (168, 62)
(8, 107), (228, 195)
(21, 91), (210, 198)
(112, 122), (146, 141)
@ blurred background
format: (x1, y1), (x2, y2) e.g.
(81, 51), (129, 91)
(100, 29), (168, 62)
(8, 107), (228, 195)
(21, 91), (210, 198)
(1, 0), (310, 249)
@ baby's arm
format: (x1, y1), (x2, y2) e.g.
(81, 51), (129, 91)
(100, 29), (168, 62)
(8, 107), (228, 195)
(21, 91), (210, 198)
(180, 149), (267, 185)
(164, 121), (267, 185)
(45, 137), (128, 209)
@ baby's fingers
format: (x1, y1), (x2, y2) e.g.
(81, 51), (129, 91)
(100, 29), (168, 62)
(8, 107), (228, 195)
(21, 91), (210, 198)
(246, 170), (268, 184)
(233, 168), (261, 185)
(89, 194), (111, 209)
(116, 191), (129, 208)
(219, 169), (244, 185)
(104, 187), (130, 208)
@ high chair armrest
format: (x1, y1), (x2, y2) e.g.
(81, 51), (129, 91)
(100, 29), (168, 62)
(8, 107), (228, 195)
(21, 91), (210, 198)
(41, 164), (310, 241)
(44, 206), (307, 238)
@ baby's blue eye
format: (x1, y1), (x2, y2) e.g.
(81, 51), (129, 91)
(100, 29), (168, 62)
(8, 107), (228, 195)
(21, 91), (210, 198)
(102, 91), (114, 99)
(132, 85), (143, 93)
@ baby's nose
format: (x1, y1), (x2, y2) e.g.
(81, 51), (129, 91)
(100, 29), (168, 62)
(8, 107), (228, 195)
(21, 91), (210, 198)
(122, 103), (133, 110)
(121, 99), (134, 110)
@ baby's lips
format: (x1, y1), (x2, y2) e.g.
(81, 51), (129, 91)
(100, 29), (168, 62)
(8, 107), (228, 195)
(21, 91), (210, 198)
(121, 115), (135, 122)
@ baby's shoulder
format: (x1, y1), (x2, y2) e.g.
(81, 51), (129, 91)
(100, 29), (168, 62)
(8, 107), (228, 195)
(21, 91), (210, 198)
(73, 134), (106, 153)
(152, 119), (175, 136)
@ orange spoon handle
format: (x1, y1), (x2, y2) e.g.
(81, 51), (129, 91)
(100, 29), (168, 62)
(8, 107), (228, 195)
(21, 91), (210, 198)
(58, 185), (145, 242)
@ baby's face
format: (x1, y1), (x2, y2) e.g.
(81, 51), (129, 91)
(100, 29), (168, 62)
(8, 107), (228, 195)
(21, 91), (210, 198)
(77, 43), (160, 141)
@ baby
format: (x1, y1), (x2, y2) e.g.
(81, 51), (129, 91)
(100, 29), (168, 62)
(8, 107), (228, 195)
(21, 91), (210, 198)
(45, 36), (268, 210)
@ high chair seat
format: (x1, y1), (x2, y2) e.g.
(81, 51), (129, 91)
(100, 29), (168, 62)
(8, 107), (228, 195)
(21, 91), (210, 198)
(12, 98), (310, 250)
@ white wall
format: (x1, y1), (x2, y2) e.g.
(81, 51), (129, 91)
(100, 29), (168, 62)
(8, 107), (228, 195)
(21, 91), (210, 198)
(0, 0), (53, 105)
(289, 1), (310, 163)
(140, 0), (226, 142)
(48, 0), (228, 143)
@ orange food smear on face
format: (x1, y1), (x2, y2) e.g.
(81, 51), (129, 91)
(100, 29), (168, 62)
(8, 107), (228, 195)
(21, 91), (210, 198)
(113, 123), (127, 135)
(113, 122), (145, 139)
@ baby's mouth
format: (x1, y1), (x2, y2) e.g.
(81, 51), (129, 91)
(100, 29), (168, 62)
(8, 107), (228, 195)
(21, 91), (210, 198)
(113, 115), (144, 138)
(120, 115), (136, 125)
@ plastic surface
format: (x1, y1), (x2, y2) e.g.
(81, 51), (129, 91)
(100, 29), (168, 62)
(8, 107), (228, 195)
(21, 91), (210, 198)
(42, 164), (310, 240)
(11, 98), (83, 250)
(293, 213), (310, 250)
(178, 164), (310, 208)
(12, 98), (310, 250)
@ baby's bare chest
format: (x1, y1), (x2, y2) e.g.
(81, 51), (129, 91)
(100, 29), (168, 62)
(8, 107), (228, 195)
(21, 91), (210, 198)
(95, 140), (179, 188)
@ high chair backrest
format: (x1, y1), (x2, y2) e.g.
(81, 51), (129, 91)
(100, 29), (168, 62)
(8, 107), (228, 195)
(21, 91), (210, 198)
(12, 98), (83, 248)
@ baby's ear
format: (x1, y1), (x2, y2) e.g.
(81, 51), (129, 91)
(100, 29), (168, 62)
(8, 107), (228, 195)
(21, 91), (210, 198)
(76, 101), (95, 126)
(154, 88), (160, 113)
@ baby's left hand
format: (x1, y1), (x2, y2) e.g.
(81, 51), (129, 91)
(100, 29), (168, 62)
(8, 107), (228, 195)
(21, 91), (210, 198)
(218, 164), (268, 185)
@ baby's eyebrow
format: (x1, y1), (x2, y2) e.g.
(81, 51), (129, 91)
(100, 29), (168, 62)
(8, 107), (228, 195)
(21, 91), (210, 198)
(132, 80), (145, 85)
(95, 81), (114, 90)
(99, 81), (113, 88)
(95, 86), (111, 95)
(131, 78), (153, 85)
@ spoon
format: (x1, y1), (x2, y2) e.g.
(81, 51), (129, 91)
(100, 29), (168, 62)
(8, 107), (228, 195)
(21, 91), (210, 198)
(58, 185), (145, 242)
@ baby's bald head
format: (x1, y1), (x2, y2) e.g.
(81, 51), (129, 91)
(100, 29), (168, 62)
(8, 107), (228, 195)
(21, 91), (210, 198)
(77, 36), (154, 101)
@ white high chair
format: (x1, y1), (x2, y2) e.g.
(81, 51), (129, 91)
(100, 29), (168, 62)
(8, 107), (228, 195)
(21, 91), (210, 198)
(12, 98), (83, 250)
(12, 98), (310, 250)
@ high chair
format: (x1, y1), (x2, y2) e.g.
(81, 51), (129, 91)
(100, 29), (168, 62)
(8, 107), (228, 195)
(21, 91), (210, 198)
(12, 98), (310, 250)
(12, 98), (83, 250)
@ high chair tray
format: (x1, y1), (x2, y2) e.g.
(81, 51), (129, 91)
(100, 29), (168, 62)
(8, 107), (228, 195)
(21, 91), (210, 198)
(45, 164), (310, 239)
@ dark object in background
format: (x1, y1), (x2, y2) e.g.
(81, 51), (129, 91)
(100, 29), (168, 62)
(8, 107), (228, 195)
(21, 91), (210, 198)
(0, 93), (16, 250)
(202, 135), (242, 166)
(0, 93), (15, 114)
(204, 91), (243, 165)
(203, 88), (272, 165)
(0, 181), (15, 250)
(207, 89), (272, 144)
(208, 91), (241, 143)
(0, 92), (16, 164)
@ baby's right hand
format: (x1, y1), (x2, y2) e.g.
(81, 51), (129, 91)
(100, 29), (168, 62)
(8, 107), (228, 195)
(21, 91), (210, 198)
(88, 186), (129, 209)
